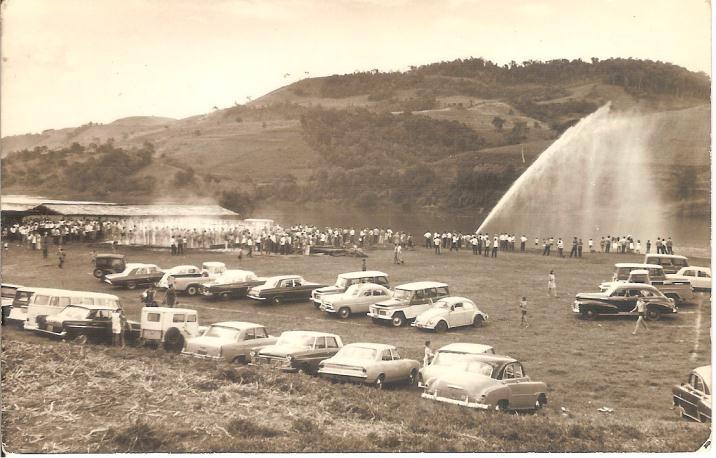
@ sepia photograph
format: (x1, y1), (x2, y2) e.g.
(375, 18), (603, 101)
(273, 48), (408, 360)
(0, 0), (711, 453)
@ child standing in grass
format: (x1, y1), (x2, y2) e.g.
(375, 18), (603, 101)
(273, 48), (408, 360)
(520, 297), (529, 328)
(548, 270), (557, 297)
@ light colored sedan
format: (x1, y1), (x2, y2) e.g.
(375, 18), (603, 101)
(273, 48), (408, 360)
(318, 342), (420, 388)
(319, 283), (392, 319)
(418, 342), (494, 388)
(669, 267), (711, 291)
(182, 321), (277, 363)
(412, 296), (488, 332)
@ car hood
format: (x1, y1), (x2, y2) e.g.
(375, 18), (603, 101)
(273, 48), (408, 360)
(315, 286), (342, 295)
(373, 298), (406, 308)
(575, 292), (609, 301)
(104, 272), (126, 281)
(259, 344), (310, 357)
(415, 308), (448, 323)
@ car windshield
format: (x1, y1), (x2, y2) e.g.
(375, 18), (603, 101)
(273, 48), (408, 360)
(59, 306), (91, 320)
(348, 286), (363, 296)
(337, 346), (377, 361)
(464, 361), (496, 377)
(435, 300), (452, 309)
(335, 277), (349, 288)
(605, 284), (622, 296)
(393, 289), (412, 300)
(264, 278), (282, 288)
(432, 351), (471, 366)
(276, 333), (314, 348)
(205, 325), (240, 339)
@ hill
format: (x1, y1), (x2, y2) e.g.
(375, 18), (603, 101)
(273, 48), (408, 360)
(1, 58), (710, 217)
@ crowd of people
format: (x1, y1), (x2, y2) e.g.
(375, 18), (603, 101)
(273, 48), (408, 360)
(421, 231), (677, 257)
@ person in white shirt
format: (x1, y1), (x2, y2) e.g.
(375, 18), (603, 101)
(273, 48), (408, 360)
(520, 235), (527, 252)
(548, 270), (557, 297)
(424, 232), (432, 249)
(423, 341), (434, 367)
(111, 309), (124, 347)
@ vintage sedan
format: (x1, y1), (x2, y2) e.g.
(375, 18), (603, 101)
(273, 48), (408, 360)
(104, 263), (164, 290)
(669, 267), (712, 291)
(572, 283), (677, 320)
(413, 296), (488, 332)
(182, 321), (277, 363)
(673, 365), (711, 422)
(600, 264), (693, 303)
(418, 342), (495, 388)
(247, 275), (326, 304)
(421, 354), (548, 411)
(318, 343), (420, 388)
(320, 283), (392, 319)
(34, 304), (140, 343)
(202, 270), (266, 300)
(251, 331), (343, 373)
(311, 271), (389, 307)
(157, 265), (201, 289)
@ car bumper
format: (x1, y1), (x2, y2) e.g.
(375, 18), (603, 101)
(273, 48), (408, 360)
(411, 322), (434, 330)
(34, 327), (67, 338)
(246, 295), (267, 301)
(181, 350), (222, 360)
(367, 312), (392, 320)
(318, 371), (368, 384)
(104, 279), (114, 285)
(421, 392), (489, 409)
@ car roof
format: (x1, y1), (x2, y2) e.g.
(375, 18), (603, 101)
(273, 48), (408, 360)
(65, 303), (120, 311)
(462, 353), (517, 365)
(221, 269), (255, 276)
(395, 281), (448, 290)
(438, 343), (494, 354)
(167, 265), (199, 271)
(96, 253), (125, 259)
(266, 275), (302, 281)
(1, 283), (23, 289)
(682, 266), (710, 272)
(629, 270), (650, 275)
(615, 263), (662, 269)
(28, 288), (119, 299)
(435, 296), (474, 304)
(279, 330), (338, 338)
(143, 307), (197, 314)
(210, 321), (263, 329)
(346, 342), (395, 351)
(646, 254), (688, 260)
(125, 262), (158, 269)
(694, 366), (712, 389)
(338, 271), (388, 279)
(615, 283), (657, 290)
(203, 262), (225, 267)
(346, 282), (388, 291)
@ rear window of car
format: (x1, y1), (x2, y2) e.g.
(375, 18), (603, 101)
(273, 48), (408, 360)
(147, 313), (160, 322)
(326, 337), (338, 348)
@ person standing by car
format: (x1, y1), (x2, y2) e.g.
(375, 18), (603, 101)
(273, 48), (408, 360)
(57, 248), (66, 269)
(630, 296), (649, 335)
(142, 285), (157, 307)
(520, 296), (529, 328)
(423, 341), (434, 367)
(163, 284), (177, 308)
(548, 270), (557, 297)
(111, 309), (123, 347)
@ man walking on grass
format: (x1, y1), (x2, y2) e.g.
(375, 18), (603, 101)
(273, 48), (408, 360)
(630, 296), (648, 335)
(520, 296), (529, 328)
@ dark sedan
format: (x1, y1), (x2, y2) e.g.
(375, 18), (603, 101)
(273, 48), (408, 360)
(572, 283), (677, 320)
(247, 275), (326, 304)
(250, 331), (343, 374)
(202, 270), (266, 299)
(35, 304), (140, 343)
(104, 263), (164, 289)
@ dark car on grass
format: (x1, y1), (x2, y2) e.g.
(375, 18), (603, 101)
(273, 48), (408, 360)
(202, 270), (267, 300)
(104, 263), (164, 290)
(247, 275), (326, 304)
(93, 253), (126, 279)
(673, 365), (711, 423)
(34, 304), (140, 343)
(572, 283), (677, 320)
(250, 331), (343, 374)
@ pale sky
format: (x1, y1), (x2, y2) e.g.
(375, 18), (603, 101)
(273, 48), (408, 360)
(1, 0), (711, 136)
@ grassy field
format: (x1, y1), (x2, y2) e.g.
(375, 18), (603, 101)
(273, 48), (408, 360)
(1, 242), (711, 452)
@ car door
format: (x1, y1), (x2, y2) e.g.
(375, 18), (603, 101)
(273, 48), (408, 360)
(450, 302), (471, 327)
(90, 309), (112, 337)
(500, 363), (533, 409)
(607, 288), (631, 313)
(677, 373), (706, 420)
(376, 348), (393, 381)
(696, 270), (710, 289)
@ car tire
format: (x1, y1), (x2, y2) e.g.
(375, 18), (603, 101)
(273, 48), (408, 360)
(126, 282), (137, 290)
(473, 315), (484, 328)
(338, 308), (351, 319)
(407, 369), (417, 386)
(186, 285), (199, 296)
(434, 321), (448, 333)
(375, 374), (385, 389)
(391, 314), (406, 327)
(536, 394), (547, 409)
(495, 400), (509, 411)
(232, 355), (247, 364)
(93, 268), (104, 278)
(645, 309), (661, 321)
(163, 328), (184, 353)
(272, 296), (281, 305)
(221, 292), (231, 300)
(583, 309), (597, 320)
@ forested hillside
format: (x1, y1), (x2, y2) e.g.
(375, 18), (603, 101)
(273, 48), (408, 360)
(1, 58), (709, 215)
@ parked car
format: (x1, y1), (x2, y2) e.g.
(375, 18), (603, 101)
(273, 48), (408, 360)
(319, 283), (392, 318)
(572, 283), (677, 320)
(669, 267), (712, 291)
(418, 342), (495, 388)
(169, 262), (226, 296)
(673, 365), (711, 422)
(318, 343), (420, 388)
(201, 270), (266, 300)
(412, 296), (488, 332)
(182, 321), (277, 363)
(600, 263), (694, 303)
(1, 283), (22, 325)
(140, 307), (206, 352)
(247, 275), (326, 304)
(311, 271), (389, 307)
(34, 304), (140, 342)
(367, 281), (450, 327)
(644, 254), (689, 275)
(5, 286), (37, 327)
(251, 331), (343, 373)
(157, 265), (201, 289)
(25, 288), (122, 331)
(104, 263), (164, 290)
(421, 353), (548, 411)
(92, 253), (126, 279)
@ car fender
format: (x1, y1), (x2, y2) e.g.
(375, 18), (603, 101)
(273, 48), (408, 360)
(483, 385), (512, 407)
(578, 300), (619, 314)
